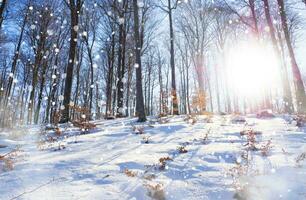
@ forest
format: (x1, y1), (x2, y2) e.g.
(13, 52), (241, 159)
(0, 0), (305, 125)
(0, 0), (306, 200)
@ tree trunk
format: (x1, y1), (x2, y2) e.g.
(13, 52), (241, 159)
(214, 64), (221, 113)
(195, 53), (206, 112)
(87, 45), (94, 116)
(116, 0), (128, 117)
(263, 0), (293, 113)
(125, 57), (133, 117)
(34, 60), (48, 124)
(116, 23), (124, 117)
(168, 0), (179, 115)
(61, 0), (82, 122)
(158, 54), (163, 115)
(28, 32), (46, 124)
(132, 0), (146, 122)
(277, 0), (306, 113)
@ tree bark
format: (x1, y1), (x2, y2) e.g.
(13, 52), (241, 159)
(34, 59), (49, 124)
(132, 0), (146, 122)
(116, 0), (128, 117)
(277, 0), (306, 113)
(262, 0), (293, 113)
(168, 0), (179, 115)
(105, 33), (115, 118)
(61, 0), (82, 122)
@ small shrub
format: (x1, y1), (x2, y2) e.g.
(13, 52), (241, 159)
(124, 169), (137, 177)
(177, 146), (188, 154)
(70, 105), (96, 133)
(240, 130), (262, 151)
(159, 156), (173, 170)
(145, 183), (166, 200)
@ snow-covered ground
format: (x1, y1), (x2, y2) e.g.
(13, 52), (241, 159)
(0, 115), (306, 200)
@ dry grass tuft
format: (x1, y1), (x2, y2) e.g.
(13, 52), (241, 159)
(240, 129), (262, 151)
(145, 183), (166, 200)
(159, 156), (173, 170)
(124, 169), (137, 177)
(177, 146), (188, 154)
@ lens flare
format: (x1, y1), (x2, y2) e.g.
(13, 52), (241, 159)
(226, 41), (280, 99)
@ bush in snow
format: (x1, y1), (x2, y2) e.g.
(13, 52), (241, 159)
(177, 146), (188, 154)
(70, 105), (96, 133)
(123, 168), (137, 177)
(144, 183), (165, 200)
(159, 156), (173, 170)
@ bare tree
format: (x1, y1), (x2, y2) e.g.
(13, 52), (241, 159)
(277, 0), (306, 113)
(81, 2), (99, 117)
(4, 4), (29, 107)
(177, 0), (215, 113)
(158, 0), (179, 115)
(132, 0), (146, 122)
(262, 0), (293, 113)
(61, 0), (84, 122)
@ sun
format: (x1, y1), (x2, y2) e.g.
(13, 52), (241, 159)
(226, 41), (280, 99)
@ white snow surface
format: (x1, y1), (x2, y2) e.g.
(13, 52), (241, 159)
(0, 115), (306, 200)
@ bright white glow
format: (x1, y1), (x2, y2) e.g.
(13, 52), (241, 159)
(226, 41), (280, 98)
